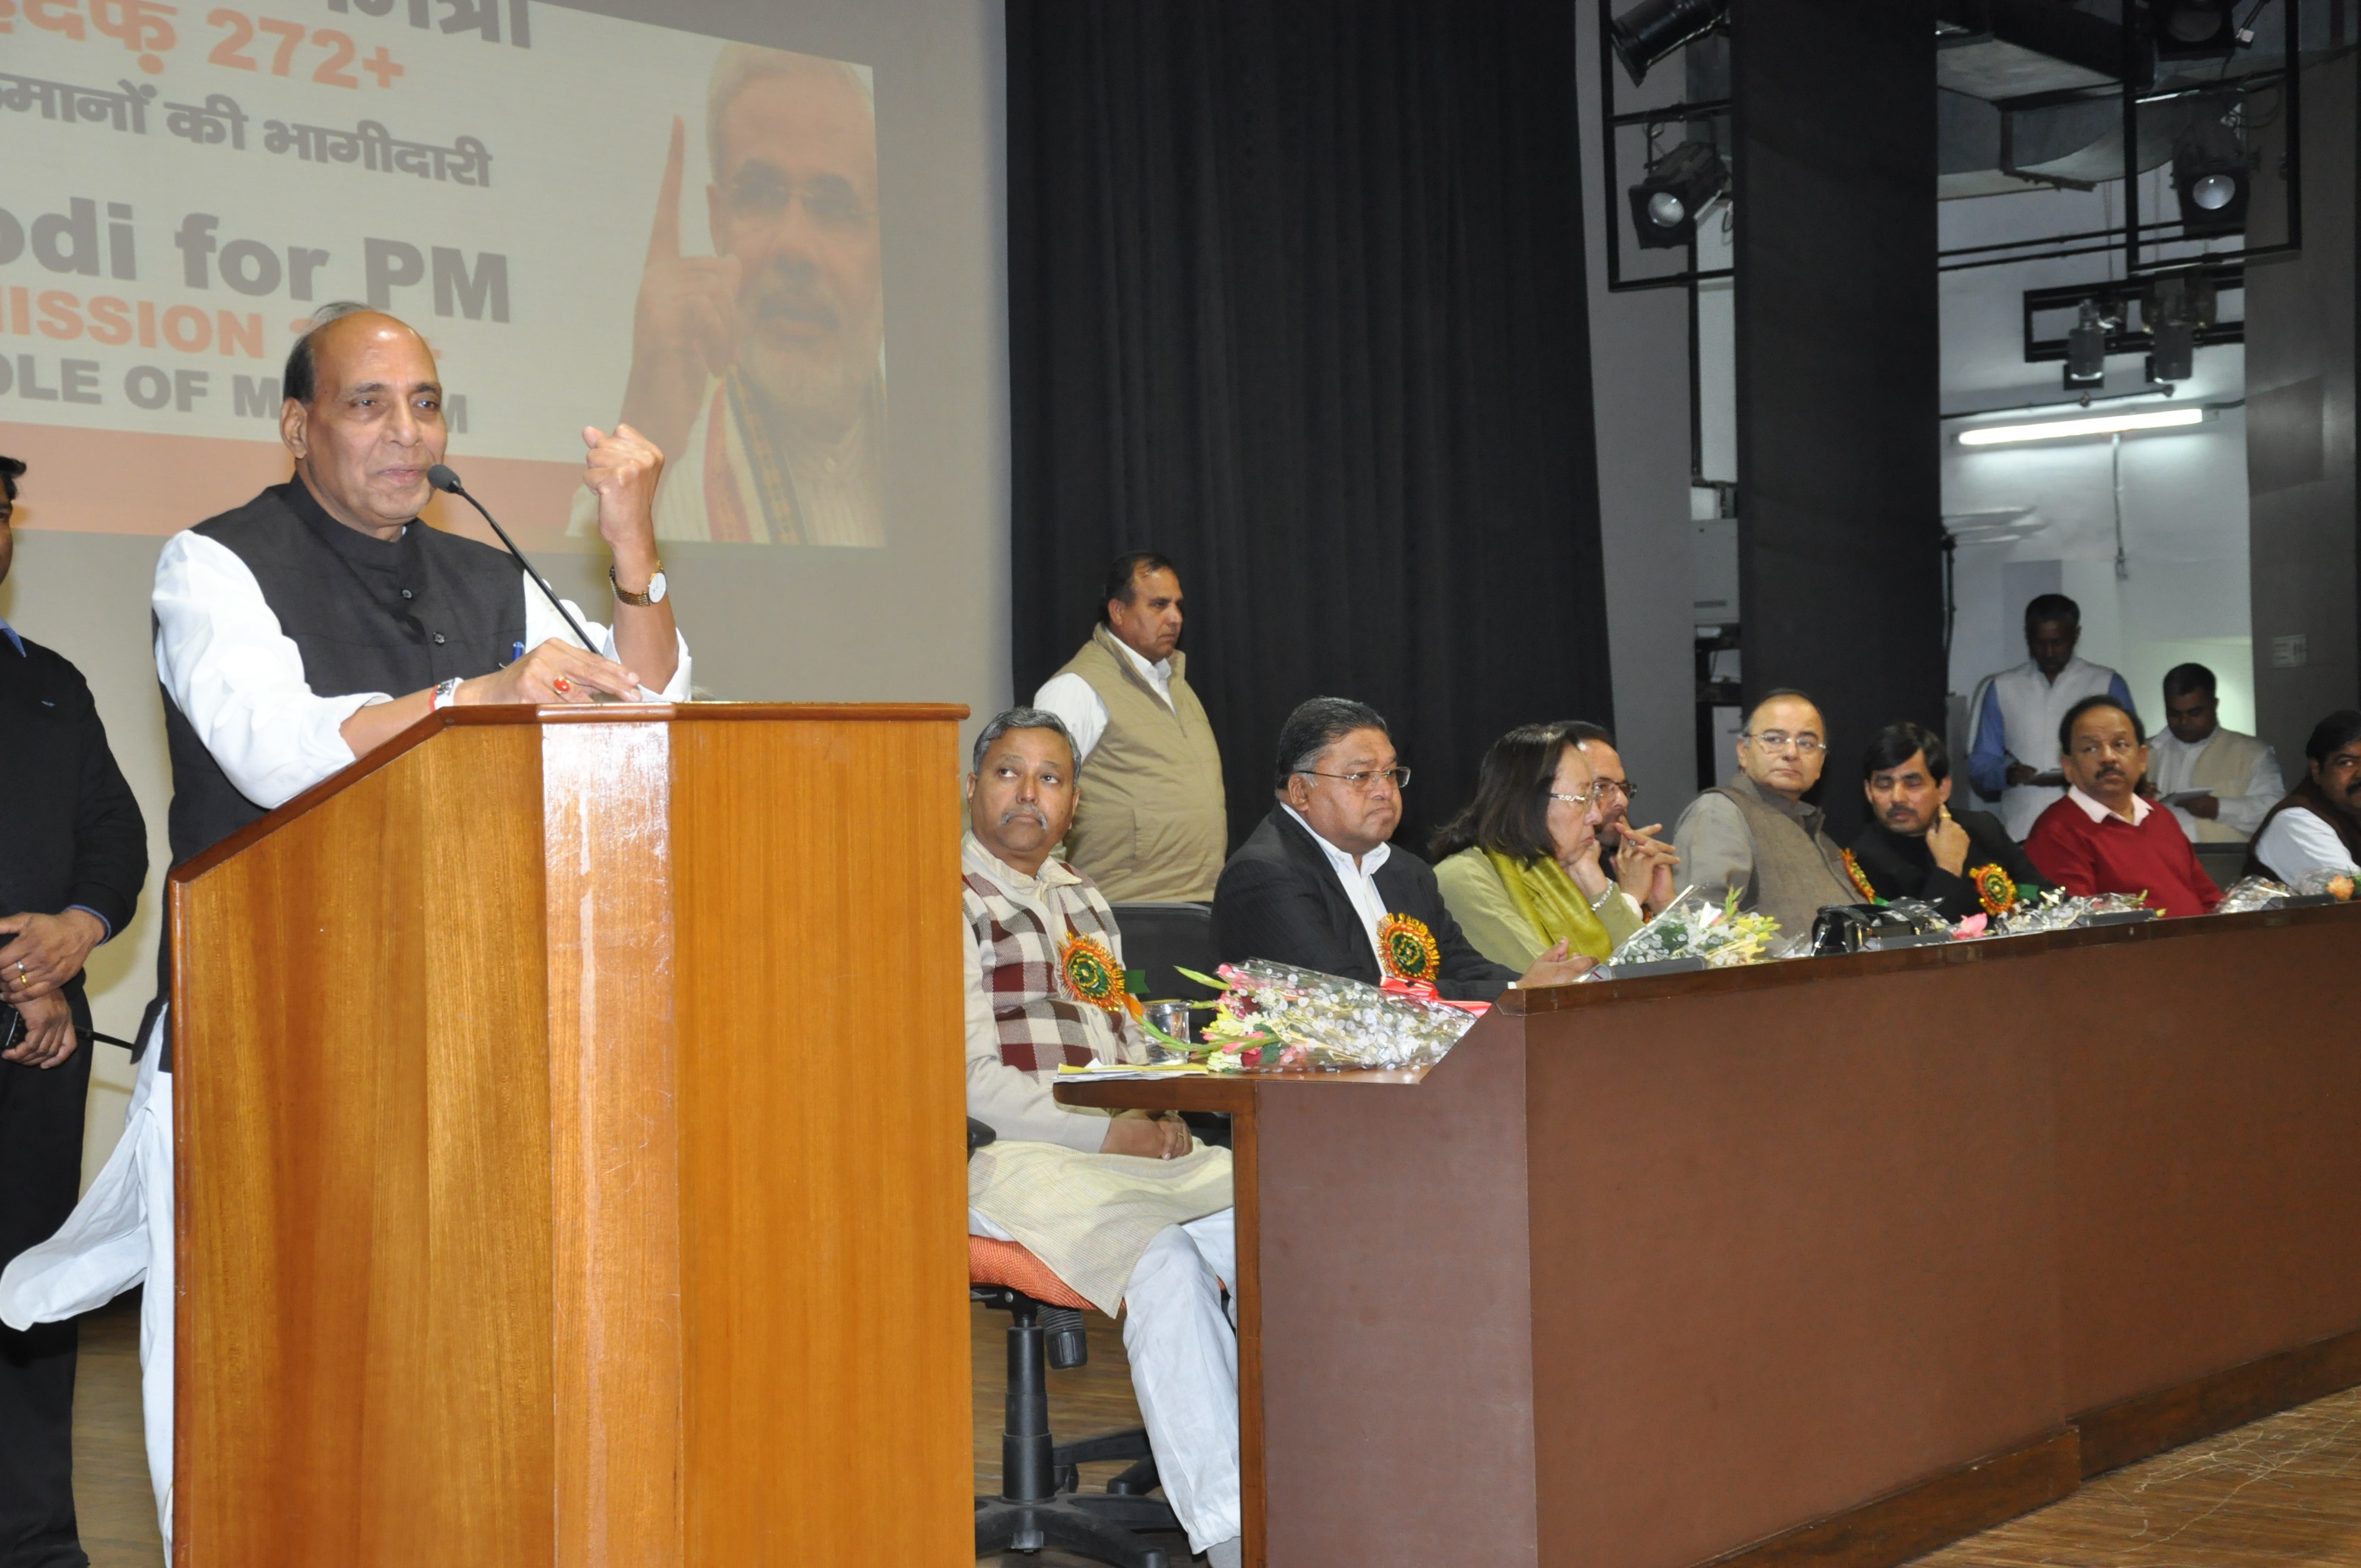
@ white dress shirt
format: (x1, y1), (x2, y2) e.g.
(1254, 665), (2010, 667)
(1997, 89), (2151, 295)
(153, 529), (694, 811)
(2145, 728), (2284, 839)
(2065, 783), (2151, 825)
(1282, 803), (1391, 971)
(2253, 805), (2361, 885)
(1033, 636), (1175, 761)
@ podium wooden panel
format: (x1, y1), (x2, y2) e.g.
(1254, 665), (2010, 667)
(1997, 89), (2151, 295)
(169, 704), (973, 1567)
(1062, 902), (2361, 1568)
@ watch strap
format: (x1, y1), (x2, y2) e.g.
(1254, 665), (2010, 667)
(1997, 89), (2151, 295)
(611, 562), (665, 606)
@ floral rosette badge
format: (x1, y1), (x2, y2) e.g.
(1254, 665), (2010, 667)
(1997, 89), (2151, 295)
(1842, 848), (1879, 903)
(1059, 922), (1140, 1019)
(1375, 913), (1441, 984)
(1970, 863), (2019, 917)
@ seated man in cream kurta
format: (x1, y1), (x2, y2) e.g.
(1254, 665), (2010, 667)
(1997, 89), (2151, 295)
(960, 706), (1242, 1568)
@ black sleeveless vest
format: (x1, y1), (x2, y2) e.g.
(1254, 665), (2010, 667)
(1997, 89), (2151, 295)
(147, 479), (526, 1066)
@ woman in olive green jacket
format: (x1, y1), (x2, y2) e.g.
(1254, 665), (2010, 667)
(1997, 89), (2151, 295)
(1430, 723), (1679, 968)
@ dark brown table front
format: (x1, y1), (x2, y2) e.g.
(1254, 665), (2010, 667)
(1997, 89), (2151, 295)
(1059, 903), (2361, 1568)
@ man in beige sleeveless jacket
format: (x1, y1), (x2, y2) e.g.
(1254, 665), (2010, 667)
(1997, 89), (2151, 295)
(1033, 553), (1228, 901)
(1673, 689), (1858, 940)
(2145, 663), (2283, 843)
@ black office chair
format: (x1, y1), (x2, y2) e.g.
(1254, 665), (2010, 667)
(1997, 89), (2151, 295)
(969, 1118), (1181, 1568)
(1108, 903), (1230, 1150)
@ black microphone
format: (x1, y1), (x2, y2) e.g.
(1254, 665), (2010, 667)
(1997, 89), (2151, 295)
(426, 463), (599, 657)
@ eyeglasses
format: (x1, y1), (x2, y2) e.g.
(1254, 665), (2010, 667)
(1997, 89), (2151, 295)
(1299, 767), (1411, 793)
(1595, 778), (1638, 802)
(1547, 784), (1604, 806)
(1744, 732), (1825, 755)
(725, 172), (874, 233)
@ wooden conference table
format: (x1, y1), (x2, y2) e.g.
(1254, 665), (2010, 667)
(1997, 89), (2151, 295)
(1059, 902), (2361, 1568)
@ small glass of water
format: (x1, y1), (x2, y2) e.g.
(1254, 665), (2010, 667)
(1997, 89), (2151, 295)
(1141, 1000), (1194, 1062)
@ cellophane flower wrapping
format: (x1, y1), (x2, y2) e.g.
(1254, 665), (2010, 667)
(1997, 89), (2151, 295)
(1608, 886), (1781, 969)
(1989, 888), (2153, 934)
(2216, 874), (2293, 914)
(1201, 960), (1479, 1072)
(2294, 867), (2357, 901)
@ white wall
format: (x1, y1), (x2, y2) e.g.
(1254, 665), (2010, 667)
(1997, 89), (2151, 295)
(1939, 188), (2253, 749)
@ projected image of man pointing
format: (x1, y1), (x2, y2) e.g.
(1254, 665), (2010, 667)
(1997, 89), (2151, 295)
(584, 45), (887, 548)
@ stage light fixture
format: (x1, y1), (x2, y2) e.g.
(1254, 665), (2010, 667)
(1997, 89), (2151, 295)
(1628, 140), (1729, 249)
(2171, 104), (2251, 237)
(1956, 408), (2208, 447)
(2148, 0), (2245, 58)
(2064, 300), (2110, 391)
(1611, 0), (1728, 85)
(2142, 272), (2212, 382)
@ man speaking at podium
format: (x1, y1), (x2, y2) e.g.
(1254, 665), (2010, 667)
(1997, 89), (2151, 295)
(0, 302), (692, 1549)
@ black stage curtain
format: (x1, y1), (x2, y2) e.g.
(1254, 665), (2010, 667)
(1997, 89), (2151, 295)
(1006, 0), (1614, 854)
(1733, 0), (1943, 843)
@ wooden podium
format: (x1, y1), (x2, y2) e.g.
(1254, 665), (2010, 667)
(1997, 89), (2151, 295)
(167, 704), (975, 1566)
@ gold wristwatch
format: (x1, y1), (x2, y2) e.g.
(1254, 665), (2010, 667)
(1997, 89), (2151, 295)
(610, 561), (667, 606)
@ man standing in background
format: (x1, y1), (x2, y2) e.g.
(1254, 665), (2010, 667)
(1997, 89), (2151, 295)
(592, 46), (887, 546)
(0, 454), (149, 1568)
(2144, 663), (2282, 844)
(1033, 553), (1228, 902)
(1968, 594), (2134, 840)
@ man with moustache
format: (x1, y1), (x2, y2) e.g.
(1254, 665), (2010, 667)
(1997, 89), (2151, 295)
(0, 303), (689, 1549)
(1032, 553), (1228, 901)
(956, 709), (1242, 1568)
(2246, 710), (2361, 888)
(1844, 722), (2048, 919)
(1212, 698), (1591, 998)
(2025, 696), (2219, 917)
(2143, 663), (2282, 845)
(586, 45), (886, 546)
(1563, 721), (1678, 917)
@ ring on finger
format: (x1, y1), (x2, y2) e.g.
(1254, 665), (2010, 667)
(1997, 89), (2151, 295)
(553, 676), (574, 695)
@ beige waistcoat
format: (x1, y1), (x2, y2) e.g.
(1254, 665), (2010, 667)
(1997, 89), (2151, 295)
(1055, 625), (1228, 902)
(1707, 771), (1859, 939)
(2180, 729), (2272, 843)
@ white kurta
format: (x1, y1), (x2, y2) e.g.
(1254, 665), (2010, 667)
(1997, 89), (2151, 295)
(2253, 804), (2361, 885)
(1982, 658), (2125, 839)
(0, 529), (692, 1561)
(961, 835), (1241, 1558)
(2146, 727), (2283, 842)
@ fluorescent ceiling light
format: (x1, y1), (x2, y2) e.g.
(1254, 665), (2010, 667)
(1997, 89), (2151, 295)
(1956, 408), (2208, 447)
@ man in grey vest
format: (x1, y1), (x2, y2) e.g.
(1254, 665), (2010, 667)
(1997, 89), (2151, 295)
(1674, 688), (1857, 940)
(1032, 553), (1228, 901)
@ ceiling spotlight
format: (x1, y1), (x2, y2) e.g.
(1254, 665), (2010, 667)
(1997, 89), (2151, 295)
(1611, 0), (1728, 85)
(2148, 0), (2246, 58)
(2143, 272), (2213, 382)
(2171, 104), (2251, 237)
(2065, 300), (2110, 391)
(1628, 141), (1729, 249)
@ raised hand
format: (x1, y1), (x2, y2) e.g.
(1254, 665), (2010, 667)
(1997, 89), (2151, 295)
(1928, 807), (1971, 876)
(582, 422), (664, 558)
(1615, 823), (1680, 915)
(618, 116), (743, 462)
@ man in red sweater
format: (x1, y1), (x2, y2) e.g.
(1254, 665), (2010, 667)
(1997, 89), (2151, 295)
(2026, 696), (2221, 916)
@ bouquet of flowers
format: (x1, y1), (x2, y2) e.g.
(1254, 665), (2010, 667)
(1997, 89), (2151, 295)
(1988, 888), (2153, 934)
(2294, 867), (2357, 901)
(1155, 959), (1481, 1072)
(2216, 874), (2294, 914)
(1607, 886), (1781, 970)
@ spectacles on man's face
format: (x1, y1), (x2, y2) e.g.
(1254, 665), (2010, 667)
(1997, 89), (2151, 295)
(1594, 778), (1637, 802)
(1745, 732), (1825, 756)
(725, 169), (874, 232)
(1301, 766), (1411, 794)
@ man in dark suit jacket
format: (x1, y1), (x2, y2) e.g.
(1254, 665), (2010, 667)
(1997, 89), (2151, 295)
(0, 453), (150, 1568)
(1212, 698), (1588, 1002)
(1847, 722), (2049, 921)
